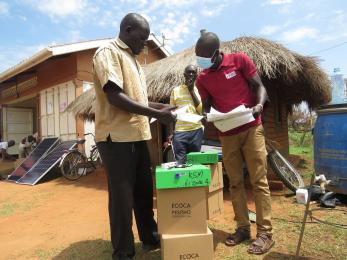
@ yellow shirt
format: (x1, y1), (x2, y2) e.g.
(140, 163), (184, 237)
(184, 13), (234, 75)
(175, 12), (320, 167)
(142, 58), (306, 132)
(170, 85), (203, 132)
(93, 38), (151, 142)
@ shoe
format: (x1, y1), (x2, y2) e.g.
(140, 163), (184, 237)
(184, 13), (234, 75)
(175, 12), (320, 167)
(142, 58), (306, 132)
(225, 228), (251, 246)
(247, 233), (275, 255)
(142, 240), (160, 251)
(142, 231), (160, 251)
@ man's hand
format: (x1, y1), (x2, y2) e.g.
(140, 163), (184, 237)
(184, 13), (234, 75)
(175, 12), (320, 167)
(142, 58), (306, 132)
(252, 104), (263, 119)
(187, 77), (195, 91)
(149, 102), (176, 111)
(160, 104), (177, 111)
(157, 107), (177, 125)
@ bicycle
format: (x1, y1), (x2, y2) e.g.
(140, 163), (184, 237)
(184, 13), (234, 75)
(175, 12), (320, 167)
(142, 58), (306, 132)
(60, 133), (102, 181)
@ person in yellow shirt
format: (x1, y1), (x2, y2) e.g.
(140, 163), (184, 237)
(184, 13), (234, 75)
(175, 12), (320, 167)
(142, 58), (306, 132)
(170, 65), (203, 164)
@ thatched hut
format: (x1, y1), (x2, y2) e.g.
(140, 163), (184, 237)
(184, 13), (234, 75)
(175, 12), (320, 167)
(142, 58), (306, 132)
(67, 37), (331, 167)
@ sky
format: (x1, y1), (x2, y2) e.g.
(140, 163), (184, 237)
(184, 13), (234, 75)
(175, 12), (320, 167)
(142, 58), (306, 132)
(1, 0), (347, 76)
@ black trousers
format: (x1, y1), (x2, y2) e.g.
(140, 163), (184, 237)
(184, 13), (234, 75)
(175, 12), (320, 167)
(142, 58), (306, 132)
(97, 140), (157, 259)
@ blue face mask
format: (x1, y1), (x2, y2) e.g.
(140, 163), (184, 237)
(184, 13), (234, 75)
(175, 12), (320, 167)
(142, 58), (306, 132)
(196, 50), (218, 69)
(196, 56), (214, 69)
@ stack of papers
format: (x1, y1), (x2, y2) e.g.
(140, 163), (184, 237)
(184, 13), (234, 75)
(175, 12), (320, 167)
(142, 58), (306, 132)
(207, 105), (255, 132)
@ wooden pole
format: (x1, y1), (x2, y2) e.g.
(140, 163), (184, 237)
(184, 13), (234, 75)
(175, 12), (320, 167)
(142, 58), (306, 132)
(296, 173), (315, 256)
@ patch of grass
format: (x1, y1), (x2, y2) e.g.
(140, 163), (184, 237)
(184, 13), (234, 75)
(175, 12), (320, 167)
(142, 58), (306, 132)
(50, 239), (113, 260)
(270, 196), (347, 260)
(213, 242), (258, 260)
(289, 131), (313, 147)
(0, 202), (20, 217)
(0, 191), (54, 218)
(289, 146), (314, 159)
(35, 248), (61, 260)
(289, 131), (314, 160)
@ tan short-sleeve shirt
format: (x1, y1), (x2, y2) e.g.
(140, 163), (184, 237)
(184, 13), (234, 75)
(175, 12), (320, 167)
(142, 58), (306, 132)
(93, 38), (151, 142)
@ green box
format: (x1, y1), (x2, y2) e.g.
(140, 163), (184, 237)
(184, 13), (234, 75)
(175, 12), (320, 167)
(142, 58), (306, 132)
(187, 151), (219, 165)
(155, 164), (211, 190)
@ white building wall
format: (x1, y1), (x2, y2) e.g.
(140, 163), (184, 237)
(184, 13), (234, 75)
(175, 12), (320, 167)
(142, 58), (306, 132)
(40, 81), (76, 140)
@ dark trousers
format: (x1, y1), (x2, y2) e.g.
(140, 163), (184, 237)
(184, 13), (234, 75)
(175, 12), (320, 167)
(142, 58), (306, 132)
(97, 140), (157, 259)
(172, 128), (203, 164)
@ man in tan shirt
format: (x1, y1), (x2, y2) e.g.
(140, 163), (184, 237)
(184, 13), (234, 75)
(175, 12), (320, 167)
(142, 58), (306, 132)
(93, 13), (176, 260)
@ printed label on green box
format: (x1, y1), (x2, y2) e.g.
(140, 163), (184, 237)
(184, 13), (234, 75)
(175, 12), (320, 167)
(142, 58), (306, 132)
(187, 151), (219, 165)
(156, 164), (211, 189)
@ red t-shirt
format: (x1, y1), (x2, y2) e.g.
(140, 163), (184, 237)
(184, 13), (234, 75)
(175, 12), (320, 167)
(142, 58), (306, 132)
(196, 52), (261, 136)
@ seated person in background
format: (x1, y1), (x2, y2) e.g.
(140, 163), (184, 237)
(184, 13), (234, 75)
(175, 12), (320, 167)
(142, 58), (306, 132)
(169, 64), (204, 164)
(18, 134), (38, 158)
(0, 140), (16, 161)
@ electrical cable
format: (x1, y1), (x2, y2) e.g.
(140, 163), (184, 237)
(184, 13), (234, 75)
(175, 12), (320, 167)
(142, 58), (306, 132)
(308, 208), (347, 229)
(309, 41), (347, 55)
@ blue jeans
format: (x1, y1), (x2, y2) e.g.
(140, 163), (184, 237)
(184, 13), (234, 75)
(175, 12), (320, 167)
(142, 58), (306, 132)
(172, 128), (203, 164)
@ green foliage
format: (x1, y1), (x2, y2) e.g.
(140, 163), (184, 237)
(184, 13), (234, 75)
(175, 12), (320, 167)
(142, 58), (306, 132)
(289, 145), (313, 159)
(288, 130), (313, 148)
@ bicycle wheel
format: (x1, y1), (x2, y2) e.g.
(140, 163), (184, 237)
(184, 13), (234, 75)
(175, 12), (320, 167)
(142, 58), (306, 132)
(60, 151), (87, 181)
(268, 149), (305, 192)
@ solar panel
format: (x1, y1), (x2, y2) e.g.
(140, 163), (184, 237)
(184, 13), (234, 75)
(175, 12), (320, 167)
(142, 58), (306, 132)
(16, 140), (76, 185)
(7, 137), (59, 182)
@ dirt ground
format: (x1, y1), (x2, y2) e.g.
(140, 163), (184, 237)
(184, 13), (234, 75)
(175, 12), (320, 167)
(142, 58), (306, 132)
(0, 163), (346, 260)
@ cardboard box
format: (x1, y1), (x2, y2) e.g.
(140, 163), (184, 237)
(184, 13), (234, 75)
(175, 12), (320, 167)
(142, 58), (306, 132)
(207, 189), (224, 220)
(161, 228), (214, 260)
(156, 164), (211, 190)
(157, 187), (207, 234)
(187, 151), (219, 165)
(207, 162), (224, 193)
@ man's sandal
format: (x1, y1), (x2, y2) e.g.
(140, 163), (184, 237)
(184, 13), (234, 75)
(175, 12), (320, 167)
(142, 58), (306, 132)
(225, 229), (250, 246)
(247, 233), (275, 255)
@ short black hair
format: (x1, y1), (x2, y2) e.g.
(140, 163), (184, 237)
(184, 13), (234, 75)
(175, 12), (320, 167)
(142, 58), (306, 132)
(120, 13), (149, 33)
(184, 64), (197, 72)
(196, 32), (220, 51)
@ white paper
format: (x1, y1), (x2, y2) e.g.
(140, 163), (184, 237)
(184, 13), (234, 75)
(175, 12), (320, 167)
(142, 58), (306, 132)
(150, 105), (203, 124)
(207, 105), (255, 132)
(207, 105), (253, 122)
(172, 105), (189, 115)
(150, 105), (187, 124)
(176, 113), (203, 123)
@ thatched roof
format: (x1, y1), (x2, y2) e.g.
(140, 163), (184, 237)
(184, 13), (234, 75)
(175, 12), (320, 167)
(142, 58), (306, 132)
(68, 37), (331, 121)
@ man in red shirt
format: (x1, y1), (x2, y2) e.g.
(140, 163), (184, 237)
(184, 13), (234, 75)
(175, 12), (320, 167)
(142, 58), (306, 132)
(195, 32), (274, 255)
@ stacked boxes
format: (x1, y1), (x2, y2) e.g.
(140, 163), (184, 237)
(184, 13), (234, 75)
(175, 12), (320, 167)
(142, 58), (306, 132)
(187, 151), (224, 220)
(206, 162), (224, 219)
(156, 164), (214, 260)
